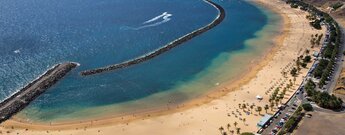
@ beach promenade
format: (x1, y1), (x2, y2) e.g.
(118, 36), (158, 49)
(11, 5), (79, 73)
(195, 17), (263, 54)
(0, 0), (326, 135)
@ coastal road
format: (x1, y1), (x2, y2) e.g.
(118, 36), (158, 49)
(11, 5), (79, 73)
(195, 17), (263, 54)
(326, 27), (345, 94)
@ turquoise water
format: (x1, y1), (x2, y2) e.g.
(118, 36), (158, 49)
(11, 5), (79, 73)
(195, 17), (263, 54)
(0, 0), (279, 122)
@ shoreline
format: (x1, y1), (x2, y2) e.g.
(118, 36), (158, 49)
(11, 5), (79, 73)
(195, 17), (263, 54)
(2, 0), (289, 130)
(80, 0), (225, 76)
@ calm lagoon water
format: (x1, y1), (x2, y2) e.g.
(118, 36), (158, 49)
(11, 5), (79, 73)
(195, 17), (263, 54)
(0, 0), (280, 122)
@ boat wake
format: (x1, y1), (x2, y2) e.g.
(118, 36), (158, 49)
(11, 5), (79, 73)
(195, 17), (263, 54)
(81, 0), (226, 76)
(121, 12), (172, 30)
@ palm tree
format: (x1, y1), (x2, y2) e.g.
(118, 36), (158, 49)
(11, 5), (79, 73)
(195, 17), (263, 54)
(227, 123), (231, 132)
(293, 77), (296, 84)
(230, 130), (234, 135)
(264, 104), (269, 113)
(275, 98), (280, 106)
(257, 106), (262, 115)
(289, 79), (293, 87)
(234, 121), (238, 127)
(242, 104), (246, 110)
(270, 102), (274, 111)
(236, 128), (241, 134)
(219, 126), (224, 135)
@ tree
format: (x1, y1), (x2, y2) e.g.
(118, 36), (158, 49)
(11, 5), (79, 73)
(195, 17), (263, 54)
(301, 62), (307, 68)
(242, 104), (247, 110)
(293, 77), (296, 84)
(284, 117), (296, 132)
(302, 103), (313, 111)
(290, 67), (298, 77)
(257, 106), (262, 115)
(219, 126), (224, 135)
(264, 104), (269, 113)
(303, 55), (311, 63)
(230, 130), (234, 134)
(250, 105), (254, 112)
(227, 123), (231, 132)
(275, 98), (280, 106)
(236, 128), (241, 134)
(234, 121), (238, 127)
(305, 49), (310, 54)
(270, 102), (274, 111)
(243, 118), (246, 123)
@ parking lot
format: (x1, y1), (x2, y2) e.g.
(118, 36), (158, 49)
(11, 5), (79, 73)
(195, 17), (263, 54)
(260, 94), (302, 135)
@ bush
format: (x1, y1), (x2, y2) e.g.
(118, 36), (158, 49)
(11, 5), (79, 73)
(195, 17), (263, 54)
(302, 103), (313, 111)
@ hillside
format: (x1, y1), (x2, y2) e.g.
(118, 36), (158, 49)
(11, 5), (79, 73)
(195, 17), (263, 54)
(302, 0), (345, 18)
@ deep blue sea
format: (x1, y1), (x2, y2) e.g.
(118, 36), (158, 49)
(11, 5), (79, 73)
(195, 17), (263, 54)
(0, 0), (278, 122)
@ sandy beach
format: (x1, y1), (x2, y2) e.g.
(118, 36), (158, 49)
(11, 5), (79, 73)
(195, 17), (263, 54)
(0, 0), (326, 134)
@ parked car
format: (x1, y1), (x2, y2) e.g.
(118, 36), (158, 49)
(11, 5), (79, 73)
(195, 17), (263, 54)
(285, 113), (291, 117)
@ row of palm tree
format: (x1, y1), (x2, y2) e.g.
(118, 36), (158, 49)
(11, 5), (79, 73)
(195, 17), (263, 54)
(219, 123), (241, 135)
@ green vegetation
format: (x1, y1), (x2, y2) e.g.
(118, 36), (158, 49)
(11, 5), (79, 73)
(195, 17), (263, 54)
(306, 14), (316, 21)
(331, 2), (344, 10)
(313, 92), (343, 109)
(302, 103), (313, 111)
(290, 3), (298, 8)
(310, 34), (323, 47)
(305, 79), (343, 110)
(303, 55), (312, 63)
(257, 106), (262, 115)
(280, 105), (303, 134)
(310, 19), (322, 30)
(313, 59), (329, 78)
(269, 87), (285, 106)
(290, 67), (298, 77)
(305, 79), (316, 96)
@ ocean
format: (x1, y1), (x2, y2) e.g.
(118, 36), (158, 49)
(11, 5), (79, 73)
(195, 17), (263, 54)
(0, 0), (281, 123)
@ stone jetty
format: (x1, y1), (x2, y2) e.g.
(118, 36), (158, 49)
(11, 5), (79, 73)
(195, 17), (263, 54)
(80, 0), (225, 76)
(0, 62), (78, 123)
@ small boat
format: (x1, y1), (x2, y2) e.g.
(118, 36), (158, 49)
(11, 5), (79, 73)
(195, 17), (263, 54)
(14, 49), (20, 54)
